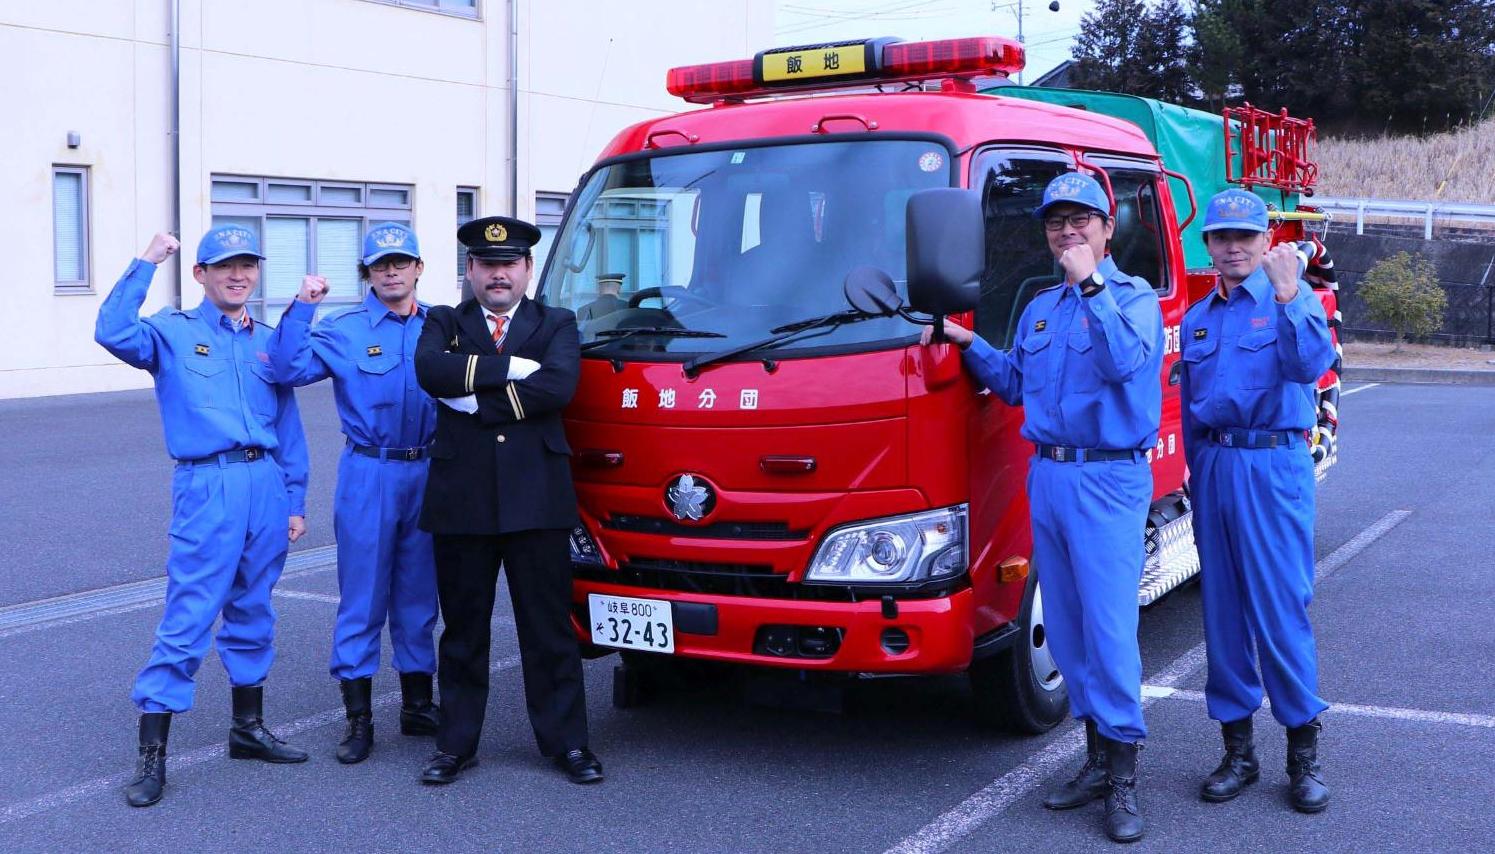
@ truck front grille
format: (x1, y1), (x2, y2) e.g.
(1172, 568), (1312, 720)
(603, 515), (806, 541)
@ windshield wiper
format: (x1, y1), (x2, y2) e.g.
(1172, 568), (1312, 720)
(682, 310), (878, 376)
(581, 327), (726, 352)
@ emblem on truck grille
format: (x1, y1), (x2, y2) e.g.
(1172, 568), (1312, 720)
(666, 474), (715, 522)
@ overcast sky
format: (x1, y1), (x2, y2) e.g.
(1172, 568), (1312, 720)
(771, 0), (1094, 84)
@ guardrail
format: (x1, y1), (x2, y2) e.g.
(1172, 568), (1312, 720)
(1310, 195), (1495, 240)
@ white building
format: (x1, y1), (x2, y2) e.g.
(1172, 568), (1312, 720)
(1, 0), (773, 398)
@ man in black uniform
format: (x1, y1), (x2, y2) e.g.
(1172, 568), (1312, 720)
(413, 215), (601, 785)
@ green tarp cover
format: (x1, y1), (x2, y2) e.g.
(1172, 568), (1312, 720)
(988, 86), (1300, 269)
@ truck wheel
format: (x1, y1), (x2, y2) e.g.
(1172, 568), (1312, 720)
(969, 573), (1068, 734)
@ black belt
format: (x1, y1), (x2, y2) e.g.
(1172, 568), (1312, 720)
(1207, 428), (1306, 449)
(1035, 445), (1144, 463)
(177, 447), (267, 466)
(350, 443), (429, 462)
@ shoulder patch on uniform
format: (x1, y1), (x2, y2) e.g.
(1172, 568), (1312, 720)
(1034, 319), (1047, 332)
(194, 343), (210, 356)
(1193, 328), (1208, 341)
(366, 345), (383, 357)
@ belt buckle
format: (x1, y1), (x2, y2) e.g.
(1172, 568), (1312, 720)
(245, 448), (262, 462)
(401, 448), (419, 461)
(1219, 432), (1233, 447)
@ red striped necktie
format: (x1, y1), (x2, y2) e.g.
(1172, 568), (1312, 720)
(489, 314), (508, 350)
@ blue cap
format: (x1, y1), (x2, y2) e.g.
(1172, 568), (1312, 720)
(362, 222), (421, 265)
(196, 224), (266, 265)
(1034, 172), (1111, 219)
(1201, 189), (1269, 233)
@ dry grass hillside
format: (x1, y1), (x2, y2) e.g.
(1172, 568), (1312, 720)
(1315, 119), (1495, 204)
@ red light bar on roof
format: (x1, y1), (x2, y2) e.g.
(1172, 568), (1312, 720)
(664, 36), (1025, 104)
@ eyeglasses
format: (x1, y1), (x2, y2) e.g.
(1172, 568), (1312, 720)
(1042, 211), (1103, 232)
(369, 257), (416, 272)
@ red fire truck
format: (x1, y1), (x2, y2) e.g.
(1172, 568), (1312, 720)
(542, 36), (1341, 731)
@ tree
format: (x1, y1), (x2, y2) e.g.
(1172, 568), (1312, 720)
(1190, 0), (1495, 134)
(1357, 251), (1447, 350)
(1070, 0), (1192, 101)
(1134, 0), (1194, 103)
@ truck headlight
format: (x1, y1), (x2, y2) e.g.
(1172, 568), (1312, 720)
(805, 506), (968, 584)
(570, 525), (603, 565)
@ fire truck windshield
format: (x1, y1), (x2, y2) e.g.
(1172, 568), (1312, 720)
(543, 138), (953, 359)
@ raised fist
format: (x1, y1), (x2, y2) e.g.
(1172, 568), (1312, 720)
(141, 233), (180, 265)
(1262, 243), (1302, 302)
(1058, 244), (1098, 285)
(297, 275), (329, 304)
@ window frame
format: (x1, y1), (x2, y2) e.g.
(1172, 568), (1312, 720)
(210, 174), (414, 322)
(1080, 153), (1176, 298)
(361, 0), (480, 19)
(456, 186), (479, 289)
(52, 165), (92, 294)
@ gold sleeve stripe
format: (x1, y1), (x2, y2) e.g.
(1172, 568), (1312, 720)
(507, 382), (525, 420)
(464, 355), (477, 394)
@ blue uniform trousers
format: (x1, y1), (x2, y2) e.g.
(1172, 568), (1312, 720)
(328, 448), (438, 680)
(1027, 455), (1150, 743)
(133, 456), (289, 713)
(1192, 441), (1327, 728)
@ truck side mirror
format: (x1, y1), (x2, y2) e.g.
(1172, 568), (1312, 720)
(843, 265), (903, 315)
(906, 188), (984, 315)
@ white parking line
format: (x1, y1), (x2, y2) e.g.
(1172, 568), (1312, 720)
(1143, 686), (1495, 728)
(1340, 382), (1380, 396)
(884, 508), (1413, 854)
(0, 655), (521, 826)
(273, 589), (343, 605)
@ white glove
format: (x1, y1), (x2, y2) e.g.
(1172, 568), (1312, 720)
(439, 395), (478, 414)
(507, 356), (541, 380)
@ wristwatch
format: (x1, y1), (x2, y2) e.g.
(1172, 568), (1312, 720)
(1080, 272), (1105, 298)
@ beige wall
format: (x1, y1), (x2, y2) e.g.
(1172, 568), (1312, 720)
(0, 0), (773, 398)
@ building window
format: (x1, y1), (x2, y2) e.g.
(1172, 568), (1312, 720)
(457, 187), (478, 287)
(534, 192), (569, 272)
(210, 175), (414, 322)
(365, 0), (479, 18)
(53, 166), (90, 292)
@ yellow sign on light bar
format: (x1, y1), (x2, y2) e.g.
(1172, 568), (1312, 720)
(760, 42), (869, 84)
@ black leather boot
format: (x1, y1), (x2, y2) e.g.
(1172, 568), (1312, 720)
(336, 677), (374, 764)
(228, 685), (309, 763)
(1102, 738), (1144, 843)
(1286, 718), (1330, 813)
(399, 672), (441, 737)
(123, 712), (171, 807)
(1201, 716), (1260, 802)
(1043, 719), (1109, 810)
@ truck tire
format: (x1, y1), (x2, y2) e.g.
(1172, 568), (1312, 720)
(969, 571), (1068, 734)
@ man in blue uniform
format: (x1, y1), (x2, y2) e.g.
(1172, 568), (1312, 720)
(268, 222), (440, 764)
(925, 172), (1161, 843)
(95, 226), (311, 808)
(1181, 189), (1336, 814)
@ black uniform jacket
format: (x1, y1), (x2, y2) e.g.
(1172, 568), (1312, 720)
(414, 297), (580, 535)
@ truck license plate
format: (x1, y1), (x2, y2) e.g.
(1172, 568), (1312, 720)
(588, 594), (675, 653)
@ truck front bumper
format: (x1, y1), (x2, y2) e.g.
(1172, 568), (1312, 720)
(570, 575), (979, 674)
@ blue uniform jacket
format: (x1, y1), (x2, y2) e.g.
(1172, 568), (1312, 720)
(961, 255), (1164, 450)
(1179, 267), (1335, 464)
(94, 259), (309, 515)
(268, 291), (436, 449)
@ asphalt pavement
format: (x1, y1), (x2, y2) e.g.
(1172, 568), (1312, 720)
(0, 381), (1491, 853)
